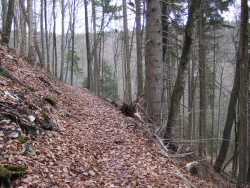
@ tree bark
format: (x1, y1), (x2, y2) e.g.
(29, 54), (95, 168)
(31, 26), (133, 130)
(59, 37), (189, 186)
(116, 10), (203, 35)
(92, 0), (100, 95)
(84, 0), (92, 90)
(53, 0), (58, 77)
(198, 6), (206, 157)
(70, 0), (76, 86)
(135, 0), (143, 97)
(1, 0), (15, 45)
(123, 0), (132, 102)
(237, 0), (249, 186)
(1, 0), (7, 30)
(59, 0), (65, 81)
(44, 0), (50, 69)
(40, 0), (45, 68)
(145, 0), (163, 122)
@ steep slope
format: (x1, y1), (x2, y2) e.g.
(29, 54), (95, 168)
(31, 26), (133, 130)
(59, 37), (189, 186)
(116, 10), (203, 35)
(0, 44), (229, 187)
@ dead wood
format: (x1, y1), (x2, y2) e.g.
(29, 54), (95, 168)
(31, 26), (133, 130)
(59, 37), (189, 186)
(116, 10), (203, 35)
(120, 93), (144, 117)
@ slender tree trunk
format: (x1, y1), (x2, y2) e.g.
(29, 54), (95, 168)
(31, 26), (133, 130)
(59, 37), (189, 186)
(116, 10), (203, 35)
(123, 0), (132, 102)
(44, 0), (50, 69)
(27, 0), (35, 65)
(20, 2), (26, 55)
(210, 27), (217, 164)
(1, 0), (15, 44)
(163, 0), (200, 137)
(59, 0), (65, 81)
(135, 0), (143, 97)
(40, 0), (45, 68)
(84, 0), (92, 90)
(13, 4), (20, 50)
(92, 0), (100, 95)
(53, 0), (57, 77)
(70, 0), (76, 86)
(198, 7), (206, 157)
(237, 0), (249, 186)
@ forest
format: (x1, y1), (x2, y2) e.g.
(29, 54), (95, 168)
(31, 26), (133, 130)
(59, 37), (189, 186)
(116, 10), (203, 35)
(0, 0), (249, 187)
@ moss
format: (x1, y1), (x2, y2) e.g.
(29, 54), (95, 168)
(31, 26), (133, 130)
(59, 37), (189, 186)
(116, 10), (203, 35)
(41, 111), (49, 117)
(0, 73), (6, 78)
(17, 135), (27, 144)
(5, 165), (27, 177)
(0, 166), (12, 179)
(44, 97), (56, 106)
(27, 86), (35, 92)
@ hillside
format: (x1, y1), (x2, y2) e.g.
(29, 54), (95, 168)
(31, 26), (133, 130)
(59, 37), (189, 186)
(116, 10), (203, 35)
(0, 44), (231, 187)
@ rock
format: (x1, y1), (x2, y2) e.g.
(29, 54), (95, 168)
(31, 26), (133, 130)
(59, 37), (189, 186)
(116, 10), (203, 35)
(8, 131), (19, 139)
(0, 119), (11, 125)
(186, 161), (199, 174)
(28, 115), (35, 122)
(22, 143), (36, 155)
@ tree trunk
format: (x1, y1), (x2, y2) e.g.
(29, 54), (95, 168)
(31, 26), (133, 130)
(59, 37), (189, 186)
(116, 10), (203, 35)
(163, 0), (200, 137)
(135, 0), (143, 97)
(198, 6), (206, 157)
(92, 0), (100, 95)
(27, 0), (36, 65)
(84, 0), (92, 90)
(44, 0), (50, 69)
(145, 0), (163, 122)
(53, 0), (57, 77)
(19, 3), (26, 55)
(59, 0), (65, 81)
(123, 0), (132, 102)
(70, 0), (76, 86)
(40, 0), (45, 68)
(1, 0), (7, 30)
(1, 0), (15, 45)
(237, 0), (249, 186)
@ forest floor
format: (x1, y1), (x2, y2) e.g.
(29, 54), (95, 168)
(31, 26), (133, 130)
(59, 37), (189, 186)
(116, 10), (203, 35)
(0, 44), (234, 187)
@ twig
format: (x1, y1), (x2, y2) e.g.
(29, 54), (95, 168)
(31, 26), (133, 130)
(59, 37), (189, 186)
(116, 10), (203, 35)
(155, 134), (197, 188)
(137, 103), (154, 123)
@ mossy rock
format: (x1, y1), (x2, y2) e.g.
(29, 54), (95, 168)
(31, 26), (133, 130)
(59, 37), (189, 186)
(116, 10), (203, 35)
(43, 97), (56, 106)
(0, 165), (27, 187)
(0, 166), (12, 179)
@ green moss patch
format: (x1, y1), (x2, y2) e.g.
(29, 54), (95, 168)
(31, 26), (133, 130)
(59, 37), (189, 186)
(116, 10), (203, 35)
(43, 97), (56, 106)
(17, 135), (27, 144)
